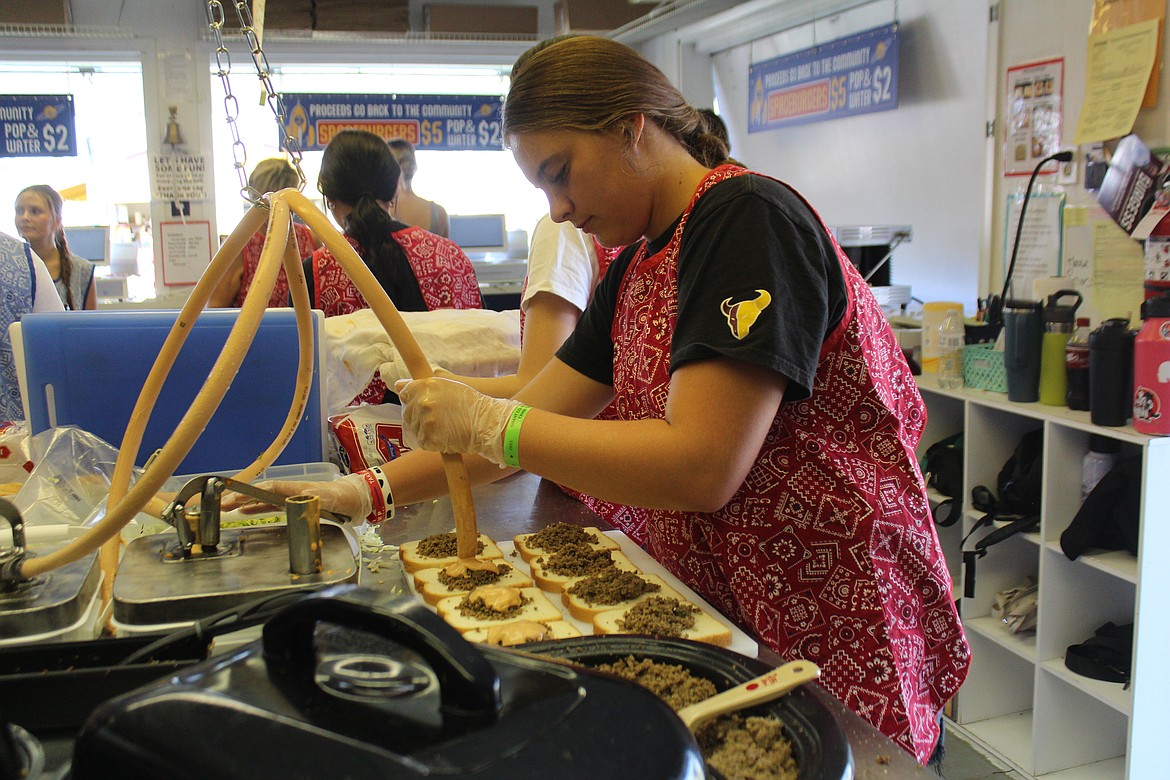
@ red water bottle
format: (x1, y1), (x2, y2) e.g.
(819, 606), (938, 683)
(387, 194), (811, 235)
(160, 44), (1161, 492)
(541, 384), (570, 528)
(1134, 291), (1170, 435)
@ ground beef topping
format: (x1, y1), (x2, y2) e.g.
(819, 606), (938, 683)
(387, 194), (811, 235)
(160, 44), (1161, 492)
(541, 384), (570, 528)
(592, 656), (717, 710)
(456, 590), (531, 621)
(698, 714), (798, 780)
(538, 543), (617, 577)
(525, 523), (601, 552)
(615, 597), (698, 637)
(589, 656), (798, 780)
(567, 569), (660, 605)
(415, 532), (484, 559)
(437, 562), (514, 590)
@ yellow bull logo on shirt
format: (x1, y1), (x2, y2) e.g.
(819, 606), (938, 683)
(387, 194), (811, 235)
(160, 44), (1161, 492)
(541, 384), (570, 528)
(721, 289), (772, 340)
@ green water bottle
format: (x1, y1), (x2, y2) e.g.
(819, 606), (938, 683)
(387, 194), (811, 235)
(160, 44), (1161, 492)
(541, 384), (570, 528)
(1039, 289), (1083, 406)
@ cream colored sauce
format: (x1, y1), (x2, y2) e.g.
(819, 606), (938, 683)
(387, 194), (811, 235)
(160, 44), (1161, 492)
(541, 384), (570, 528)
(444, 557), (500, 577)
(470, 584), (523, 612)
(485, 620), (550, 646)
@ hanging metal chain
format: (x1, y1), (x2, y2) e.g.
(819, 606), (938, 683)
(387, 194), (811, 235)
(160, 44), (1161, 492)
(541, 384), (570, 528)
(206, 0), (306, 207)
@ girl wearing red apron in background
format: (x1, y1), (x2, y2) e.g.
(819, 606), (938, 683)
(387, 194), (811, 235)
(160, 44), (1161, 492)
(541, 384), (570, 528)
(208, 157), (322, 310)
(308, 129), (482, 405)
(247, 36), (969, 764)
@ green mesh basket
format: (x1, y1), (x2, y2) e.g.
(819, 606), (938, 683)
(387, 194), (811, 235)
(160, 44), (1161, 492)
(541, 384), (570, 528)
(963, 343), (1007, 393)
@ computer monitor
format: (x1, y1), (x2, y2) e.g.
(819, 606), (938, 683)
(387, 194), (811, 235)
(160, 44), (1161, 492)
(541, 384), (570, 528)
(448, 214), (508, 255)
(63, 226), (110, 264)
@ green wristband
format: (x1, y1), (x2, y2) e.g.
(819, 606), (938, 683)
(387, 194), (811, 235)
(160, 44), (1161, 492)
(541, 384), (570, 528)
(502, 404), (531, 467)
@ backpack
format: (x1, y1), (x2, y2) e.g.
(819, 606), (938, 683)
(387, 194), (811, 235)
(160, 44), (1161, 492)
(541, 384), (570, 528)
(962, 428), (1044, 597)
(922, 431), (964, 498)
(922, 432), (964, 527)
(994, 428), (1043, 517)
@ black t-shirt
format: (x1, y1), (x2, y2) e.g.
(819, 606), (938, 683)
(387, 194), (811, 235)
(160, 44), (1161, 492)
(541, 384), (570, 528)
(557, 173), (847, 401)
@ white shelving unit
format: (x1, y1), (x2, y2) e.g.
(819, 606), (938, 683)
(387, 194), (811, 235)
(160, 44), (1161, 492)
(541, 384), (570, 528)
(916, 374), (1170, 780)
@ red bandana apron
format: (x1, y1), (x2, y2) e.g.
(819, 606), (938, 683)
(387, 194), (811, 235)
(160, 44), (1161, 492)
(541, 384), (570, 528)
(314, 227), (482, 405)
(609, 165), (969, 762)
(234, 222), (318, 308)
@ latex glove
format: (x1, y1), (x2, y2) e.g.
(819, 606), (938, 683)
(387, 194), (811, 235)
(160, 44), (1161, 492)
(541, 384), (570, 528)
(395, 376), (519, 466)
(377, 357), (446, 387)
(224, 475), (373, 520)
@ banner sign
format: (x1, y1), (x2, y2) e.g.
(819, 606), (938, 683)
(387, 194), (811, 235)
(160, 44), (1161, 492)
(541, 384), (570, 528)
(0, 95), (76, 157)
(279, 93), (503, 151)
(748, 24), (899, 133)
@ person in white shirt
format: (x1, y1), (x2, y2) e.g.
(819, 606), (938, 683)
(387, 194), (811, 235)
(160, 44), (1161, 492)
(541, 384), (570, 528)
(441, 215), (624, 398)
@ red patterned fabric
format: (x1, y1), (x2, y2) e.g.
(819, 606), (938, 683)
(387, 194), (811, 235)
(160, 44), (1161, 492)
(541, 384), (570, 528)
(523, 235), (640, 537)
(590, 236), (622, 279)
(607, 166), (968, 762)
(314, 226), (482, 405)
(233, 222), (317, 308)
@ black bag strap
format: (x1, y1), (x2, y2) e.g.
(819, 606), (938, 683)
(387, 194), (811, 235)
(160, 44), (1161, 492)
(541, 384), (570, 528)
(961, 512), (1039, 598)
(931, 497), (963, 527)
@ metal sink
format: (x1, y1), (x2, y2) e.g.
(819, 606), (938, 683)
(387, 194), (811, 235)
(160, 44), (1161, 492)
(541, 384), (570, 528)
(113, 524), (358, 626)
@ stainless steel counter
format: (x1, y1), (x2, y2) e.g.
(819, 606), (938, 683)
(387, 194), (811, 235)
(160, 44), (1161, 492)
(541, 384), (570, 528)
(30, 471), (930, 778)
(373, 471), (932, 780)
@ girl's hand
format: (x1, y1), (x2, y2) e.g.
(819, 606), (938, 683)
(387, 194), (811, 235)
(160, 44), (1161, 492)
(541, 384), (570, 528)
(395, 377), (519, 466)
(220, 476), (373, 519)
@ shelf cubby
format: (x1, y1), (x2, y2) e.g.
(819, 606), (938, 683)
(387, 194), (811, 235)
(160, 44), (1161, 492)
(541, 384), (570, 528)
(917, 374), (1168, 779)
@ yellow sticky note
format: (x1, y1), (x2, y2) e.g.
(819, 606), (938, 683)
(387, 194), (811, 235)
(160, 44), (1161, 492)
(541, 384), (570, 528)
(1074, 18), (1160, 145)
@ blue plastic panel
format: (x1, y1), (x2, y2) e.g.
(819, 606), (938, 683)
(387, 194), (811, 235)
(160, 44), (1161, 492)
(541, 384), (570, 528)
(19, 309), (325, 474)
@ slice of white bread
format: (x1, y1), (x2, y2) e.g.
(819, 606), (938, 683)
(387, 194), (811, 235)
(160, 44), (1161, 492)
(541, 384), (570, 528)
(436, 586), (565, 634)
(593, 596), (733, 648)
(412, 562), (534, 606)
(513, 524), (620, 563)
(462, 619), (583, 646)
(561, 571), (686, 622)
(527, 544), (640, 593)
(399, 532), (504, 573)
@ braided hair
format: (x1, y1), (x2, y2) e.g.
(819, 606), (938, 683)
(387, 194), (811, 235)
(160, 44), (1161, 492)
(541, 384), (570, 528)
(317, 130), (424, 309)
(504, 35), (730, 169)
(19, 185), (77, 309)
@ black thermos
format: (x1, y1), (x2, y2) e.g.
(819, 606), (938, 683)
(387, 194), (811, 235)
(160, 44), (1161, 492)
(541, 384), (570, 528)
(1088, 318), (1136, 426)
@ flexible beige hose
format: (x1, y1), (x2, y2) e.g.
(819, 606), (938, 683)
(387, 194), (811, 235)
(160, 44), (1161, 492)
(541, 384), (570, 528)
(20, 199), (313, 579)
(17, 189), (483, 580)
(282, 190), (482, 561)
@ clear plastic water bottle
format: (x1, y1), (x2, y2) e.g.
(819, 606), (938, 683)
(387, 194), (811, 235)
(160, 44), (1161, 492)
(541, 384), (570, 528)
(1081, 434), (1120, 501)
(938, 308), (965, 389)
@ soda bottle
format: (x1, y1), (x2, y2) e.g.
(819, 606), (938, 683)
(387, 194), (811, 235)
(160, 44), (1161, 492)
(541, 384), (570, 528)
(938, 309), (965, 389)
(1065, 317), (1091, 411)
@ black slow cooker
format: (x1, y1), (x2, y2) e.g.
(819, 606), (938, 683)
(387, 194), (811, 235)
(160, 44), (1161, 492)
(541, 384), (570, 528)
(517, 635), (853, 780)
(71, 585), (706, 779)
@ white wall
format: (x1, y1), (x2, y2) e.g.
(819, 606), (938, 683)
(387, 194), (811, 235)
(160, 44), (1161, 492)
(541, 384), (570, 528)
(705, 1), (991, 308)
(16, 0), (1165, 310)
